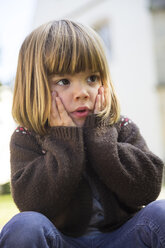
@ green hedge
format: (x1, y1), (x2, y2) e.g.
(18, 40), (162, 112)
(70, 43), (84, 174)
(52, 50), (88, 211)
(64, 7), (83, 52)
(0, 182), (11, 195)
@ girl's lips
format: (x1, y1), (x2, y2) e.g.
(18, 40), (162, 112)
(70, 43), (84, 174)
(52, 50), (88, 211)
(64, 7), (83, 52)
(72, 110), (89, 118)
(71, 107), (90, 118)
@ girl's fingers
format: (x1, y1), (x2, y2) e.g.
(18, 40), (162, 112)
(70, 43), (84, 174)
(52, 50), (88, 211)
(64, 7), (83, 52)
(55, 97), (68, 119)
(49, 91), (60, 126)
(55, 97), (76, 126)
(50, 91), (75, 126)
(100, 87), (105, 110)
(94, 94), (101, 114)
(94, 86), (106, 114)
(51, 92), (58, 116)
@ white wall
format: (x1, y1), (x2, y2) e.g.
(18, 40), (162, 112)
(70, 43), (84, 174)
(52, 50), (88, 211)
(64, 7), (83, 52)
(32, 0), (164, 158)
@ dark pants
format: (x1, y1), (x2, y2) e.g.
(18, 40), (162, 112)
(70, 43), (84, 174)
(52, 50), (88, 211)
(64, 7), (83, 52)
(1, 200), (165, 248)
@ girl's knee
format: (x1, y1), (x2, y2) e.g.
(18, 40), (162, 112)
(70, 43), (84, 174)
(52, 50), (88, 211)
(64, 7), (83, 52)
(0, 211), (59, 247)
(4, 211), (50, 232)
(145, 200), (165, 213)
(142, 200), (165, 223)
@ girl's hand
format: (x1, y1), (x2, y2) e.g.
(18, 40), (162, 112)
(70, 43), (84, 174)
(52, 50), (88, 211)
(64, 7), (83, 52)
(49, 91), (76, 127)
(94, 86), (106, 114)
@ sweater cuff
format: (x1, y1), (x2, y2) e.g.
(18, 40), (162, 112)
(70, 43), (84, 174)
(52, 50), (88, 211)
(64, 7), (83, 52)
(84, 114), (109, 127)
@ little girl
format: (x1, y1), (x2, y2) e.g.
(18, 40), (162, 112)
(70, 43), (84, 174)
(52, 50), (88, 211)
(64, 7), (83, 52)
(0, 20), (165, 248)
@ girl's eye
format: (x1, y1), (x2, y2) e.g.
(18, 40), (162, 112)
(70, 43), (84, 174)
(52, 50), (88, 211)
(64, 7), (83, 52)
(87, 75), (100, 83)
(56, 79), (70, 86)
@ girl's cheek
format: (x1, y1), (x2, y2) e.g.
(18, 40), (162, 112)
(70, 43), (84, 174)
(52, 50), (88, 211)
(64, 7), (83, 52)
(52, 87), (63, 97)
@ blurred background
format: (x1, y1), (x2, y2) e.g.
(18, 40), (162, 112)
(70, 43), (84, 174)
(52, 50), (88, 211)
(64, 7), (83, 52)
(0, 0), (165, 228)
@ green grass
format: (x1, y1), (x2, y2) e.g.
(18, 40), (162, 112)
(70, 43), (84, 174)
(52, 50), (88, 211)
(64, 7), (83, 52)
(0, 194), (19, 229)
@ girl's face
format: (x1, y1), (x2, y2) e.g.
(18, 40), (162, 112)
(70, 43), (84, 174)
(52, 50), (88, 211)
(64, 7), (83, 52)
(49, 70), (102, 127)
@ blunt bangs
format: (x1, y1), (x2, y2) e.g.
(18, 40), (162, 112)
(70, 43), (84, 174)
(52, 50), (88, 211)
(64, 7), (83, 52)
(44, 20), (106, 77)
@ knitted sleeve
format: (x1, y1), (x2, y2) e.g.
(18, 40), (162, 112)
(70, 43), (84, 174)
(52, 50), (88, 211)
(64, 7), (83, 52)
(10, 126), (84, 218)
(84, 116), (164, 207)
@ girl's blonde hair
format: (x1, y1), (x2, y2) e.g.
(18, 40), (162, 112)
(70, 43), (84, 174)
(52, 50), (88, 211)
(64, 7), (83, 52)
(12, 19), (120, 135)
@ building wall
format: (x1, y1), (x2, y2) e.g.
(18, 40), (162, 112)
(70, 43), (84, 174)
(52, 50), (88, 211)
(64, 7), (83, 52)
(157, 86), (165, 159)
(151, 10), (165, 85)
(31, 0), (164, 159)
(150, 6), (165, 159)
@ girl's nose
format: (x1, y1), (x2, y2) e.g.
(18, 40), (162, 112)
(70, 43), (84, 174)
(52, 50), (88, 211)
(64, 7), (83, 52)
(73, 85), (89, 100)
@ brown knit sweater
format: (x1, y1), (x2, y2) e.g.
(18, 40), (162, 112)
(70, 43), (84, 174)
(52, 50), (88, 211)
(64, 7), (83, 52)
(10, 115), (164, 237)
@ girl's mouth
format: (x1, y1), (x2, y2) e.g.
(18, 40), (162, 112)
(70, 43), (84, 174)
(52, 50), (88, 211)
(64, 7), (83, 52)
(72, 107), (90, 118)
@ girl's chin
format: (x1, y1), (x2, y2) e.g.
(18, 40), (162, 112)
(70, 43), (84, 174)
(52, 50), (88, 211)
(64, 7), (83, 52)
(73, 118), (86, 127)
